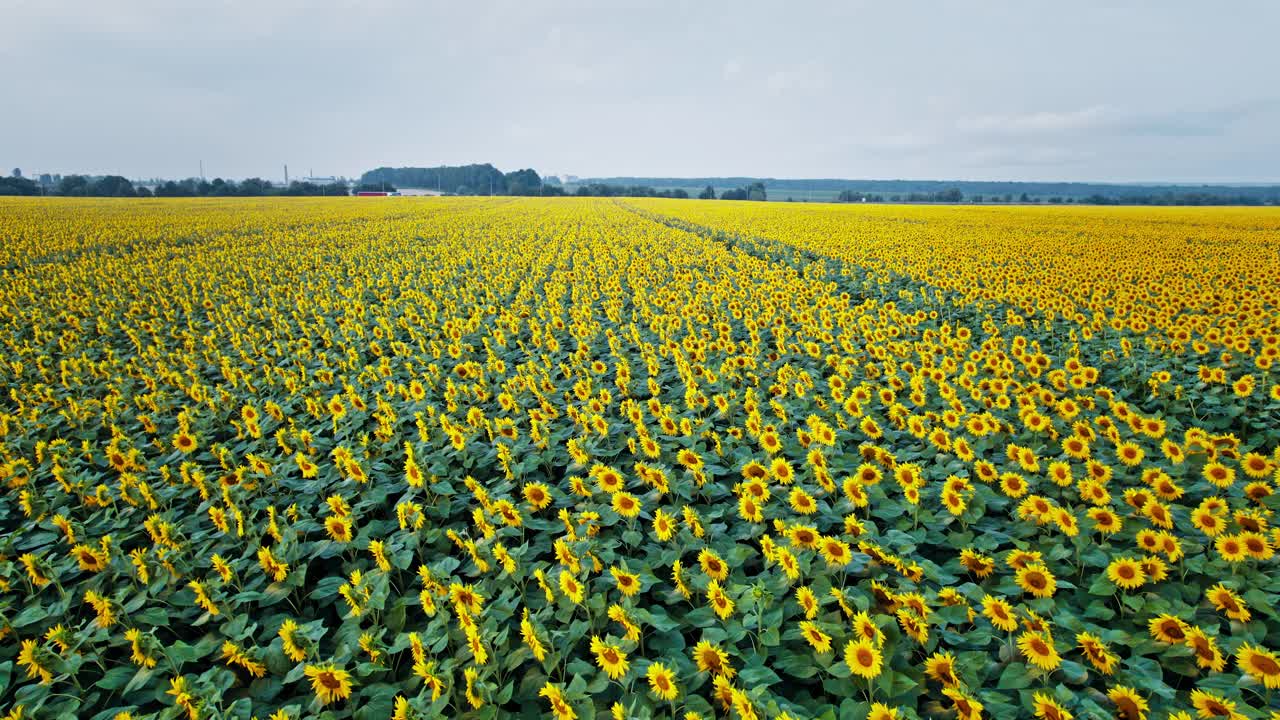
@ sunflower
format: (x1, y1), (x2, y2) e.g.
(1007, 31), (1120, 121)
(698, 549), (729, 581)
(1006, 549), (1043, 569)
(867, 704), (900, 720)
(71, 544), (109, 573)
(852, 611), (883, 644)
(759, 430), (782, 454)
(1237, 643), (1280, 689)
(1240, 531), (1273, 560)
(279, 619), (307, 662)
(1139, 556), (1168, 583)
(1148, 614), (1189, 643)
(982, 595), (1019, 633)
(676, 448), (703, 471)
(896, 608), (929, 644)
(325, 516), (353, 543)
(796, 586), (820, 618)
(1015, 564), (1057, 598)
(1244, 481), (1274, 499)
(1234, 509), (1267, 532)
(1135, 529), (1161, 554)
(1203, 462), (1235, 488)
(1189, 689), (1244, 720)
(859, 417), (883, 440)
(742, 460), (768, 480)
(924, 651), (959, 687)
(959, 548), (995, 578)
(1017, 631), (1061, 671)
(1185, 627), (1226, 672)
(943, 687), (985, 720)
(1106, 686), (1148, 720)
(1000, 472), (1029, 498)
(1084, 508), (1119, 535)
(1062, 436), (1090, 460)
(770, 457), (795, 484)
(1031, 692), (1073, 720)
(17, 639), (53, 684)
(1115, 441), (1143, 466)
(855, 463), (883, 485)
(706, 580), (735, 619)
(775, 547), (800, 580)
(1105, 557), (1146, 590)
(645, 510), (675, 542)
(172, 431), (198, 454)
(1076, 632), (1118, 675)
(844, 639), (883, 679)
(611, 492), (641, 518)
(1214, 534), (1247, 562)
(738, 495), (763, 523)
(1206, 584), (1250, 622)
(540, 682), (577, 720)
(646, 662), (678, 700)
(942, 489), (967, 515)
(788, 488), (817, 514)
(589, 636), (629, 680)
(523, 482), (552, 510)
(798, 620), (832, 654)
(1143, 500), (1172, 529)
(820, 537), (852, 567)
(1054, 509), (1079, 536)
(591, 465), (625, 494)
(559, 571), (584, 605)
(304, 663), (354, 705)
(692, 639), (735, 678)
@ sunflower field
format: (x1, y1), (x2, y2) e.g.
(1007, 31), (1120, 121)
(1, 196), (1279, 720)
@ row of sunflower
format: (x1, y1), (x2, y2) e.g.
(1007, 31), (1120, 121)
(0, 196), (1278, 720)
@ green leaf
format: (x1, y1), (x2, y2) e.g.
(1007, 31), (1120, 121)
(997, 663), (1032, 689)
(11, 603), (47, 628)
(739, 663), (782, 687)
(96, 666), (135, 691)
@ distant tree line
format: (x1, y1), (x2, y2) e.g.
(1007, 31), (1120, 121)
(361, 164), (538, 195)
(0, 174), (350, 198)
(835, 190), (885, 202)
(361, 165), (710, 199)
(583, 176), (1280, 204)
(0, 174), (41, 196)
(830, 188), (1280, 206)
(1078, 192), (1278, 206)
(843, 188), (964, 203)
(717, 182), (767, 201)
(564, 184), (688, 198)
(835, 188), (966, 203)
(151, 178), (349, 197)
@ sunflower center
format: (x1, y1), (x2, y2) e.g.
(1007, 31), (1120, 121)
(1252, 655), (1280, 674)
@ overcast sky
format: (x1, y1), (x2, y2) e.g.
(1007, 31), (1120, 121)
(3, 1), (1278, 183)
